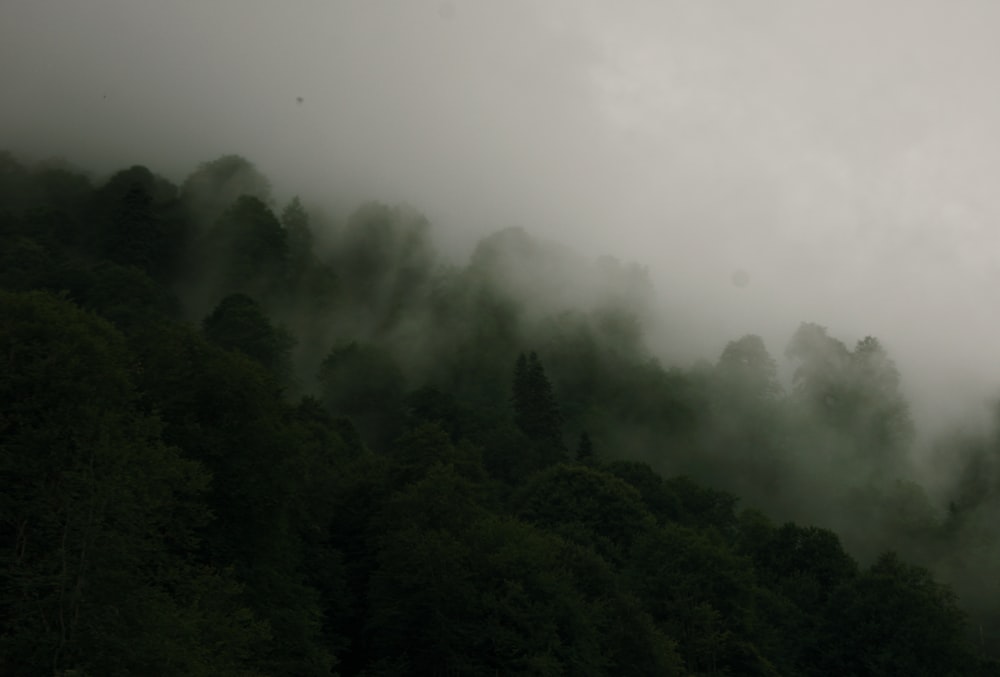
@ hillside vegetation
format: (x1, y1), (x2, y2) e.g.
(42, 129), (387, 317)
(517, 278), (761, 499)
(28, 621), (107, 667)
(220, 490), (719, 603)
(2, 152), (998, 675)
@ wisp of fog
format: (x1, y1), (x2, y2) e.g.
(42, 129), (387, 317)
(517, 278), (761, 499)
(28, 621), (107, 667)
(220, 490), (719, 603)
(5, 0), (1000, 644)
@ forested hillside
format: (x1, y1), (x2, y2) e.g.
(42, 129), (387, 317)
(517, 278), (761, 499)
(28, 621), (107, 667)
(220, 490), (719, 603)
(2, 152), (999, 675)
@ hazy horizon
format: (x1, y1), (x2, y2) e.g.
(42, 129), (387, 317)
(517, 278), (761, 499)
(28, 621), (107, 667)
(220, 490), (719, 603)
(5, 0), (1000, 444)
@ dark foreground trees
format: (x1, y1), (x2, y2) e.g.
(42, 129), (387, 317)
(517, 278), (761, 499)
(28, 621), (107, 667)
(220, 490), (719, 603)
(0, 291), (264, 675)
(1, 151), (996, 675)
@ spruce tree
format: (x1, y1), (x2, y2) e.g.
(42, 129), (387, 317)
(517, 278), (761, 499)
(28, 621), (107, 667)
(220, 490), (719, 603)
(512, 351), (564, 453)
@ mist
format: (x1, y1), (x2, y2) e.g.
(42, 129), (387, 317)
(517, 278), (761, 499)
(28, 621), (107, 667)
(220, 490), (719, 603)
(6, 0), (1000, 647)
(6, 0), (1000, 445)
(7, 0), (1000, 669)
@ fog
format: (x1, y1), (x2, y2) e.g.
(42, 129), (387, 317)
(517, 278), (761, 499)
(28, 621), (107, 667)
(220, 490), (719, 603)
(5, 0), (1000, 440)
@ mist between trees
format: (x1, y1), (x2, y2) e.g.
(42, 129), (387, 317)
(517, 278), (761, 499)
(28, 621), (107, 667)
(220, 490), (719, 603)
(2, 151), (999, 675)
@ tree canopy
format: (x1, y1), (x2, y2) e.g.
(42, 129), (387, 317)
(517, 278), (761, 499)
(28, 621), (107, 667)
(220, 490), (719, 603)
(2, 151), (997, 675)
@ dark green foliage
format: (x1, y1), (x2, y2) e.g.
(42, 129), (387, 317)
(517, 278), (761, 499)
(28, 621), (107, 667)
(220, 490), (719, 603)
(181, 154), (273, 227)
(600, 592), (685, 676)
(280, 196), (338, 312)
(825, 552), (974, 676)
(475, 418), (539, 485)
(516, 464), (656, 562)
(281, 196), (314, 265)
(50, 261), (180, 332)
(744, 522), (857, 604)
(404, 385), (483, 444)
(394, 424), (487, 483)
(512, 351), (565, 455)
(512, 352), (530, 427)
(0, 236), (57, 291)
(603, 460), (684, 523)
(319, 341), (406, 451)
(431, 280), (523, 410)
(2, 151), (995, 675)
(332, 201), (435, 332)
(0, 291), (264, 675)
(455, 520), (617, 676)
(203, 292), (295, 382)
(25, 166), (95, 253)
(127, 320), (337, 675)
(365, 513), (681, 676)
(663, 475), (740, 535)
(208, 195), (289, 295)
(0, 151), (32, 216)
(627, 523), (758, 675)
(736, 515), (858, 673)
(96, 165), (186, 279)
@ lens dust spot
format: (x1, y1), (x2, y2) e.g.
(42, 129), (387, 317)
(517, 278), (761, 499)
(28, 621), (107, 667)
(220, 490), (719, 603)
(731, 269), (750, 288)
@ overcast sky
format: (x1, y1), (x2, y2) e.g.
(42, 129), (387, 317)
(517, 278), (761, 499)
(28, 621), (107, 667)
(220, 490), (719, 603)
(4, 0), (1000, 437)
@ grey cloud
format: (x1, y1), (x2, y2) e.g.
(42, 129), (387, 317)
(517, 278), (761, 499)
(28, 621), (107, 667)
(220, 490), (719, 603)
(3, 0), (1000, 441)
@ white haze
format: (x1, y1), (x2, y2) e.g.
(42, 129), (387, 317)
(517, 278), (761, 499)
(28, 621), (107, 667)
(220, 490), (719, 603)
(4, 0), (1000, 446)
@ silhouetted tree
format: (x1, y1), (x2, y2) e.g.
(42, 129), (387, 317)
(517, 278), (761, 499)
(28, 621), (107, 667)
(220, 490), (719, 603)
(786, 322), (852, 411)
(281, 196), (313, 264)
(717, 334), (782, 402)
(181, 154), (272, 228)
(847, 335), (915, 465)
(96, 165), (184, 279)
(512, 351), (564, 450)
(202, 293), (294, 383)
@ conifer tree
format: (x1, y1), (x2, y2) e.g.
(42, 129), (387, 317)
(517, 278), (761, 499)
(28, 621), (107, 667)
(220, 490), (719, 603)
(512, 351), (565, 452)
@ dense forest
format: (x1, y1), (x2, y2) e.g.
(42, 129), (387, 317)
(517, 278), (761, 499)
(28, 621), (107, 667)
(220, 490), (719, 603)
(2, 151), (999, 675)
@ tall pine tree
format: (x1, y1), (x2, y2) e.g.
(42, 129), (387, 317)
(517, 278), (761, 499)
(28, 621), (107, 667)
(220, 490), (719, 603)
(512, 352), (565, 461)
